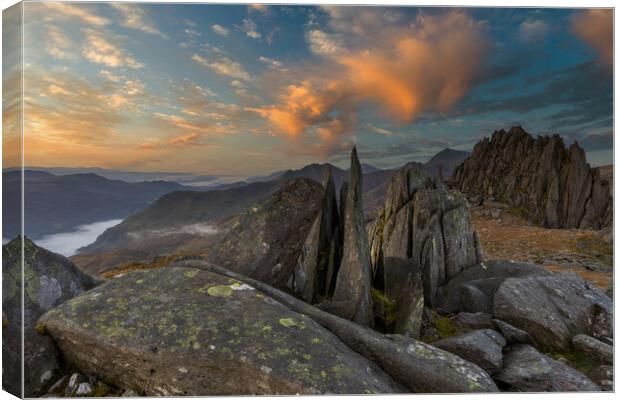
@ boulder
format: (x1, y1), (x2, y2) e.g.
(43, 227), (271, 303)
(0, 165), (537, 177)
(571, 334), (613, 364)
(493, 272), (613, 350)
(294, 167), (340, 303)
(206, 178), (324, 290)
(368, 162), (482, 337)
(39, 267), (402, 395)
(432, 329), (506, 374)
(452, 126), (612, 229)
(456, 312), (494, 330)
(492, 319), (532, 344)
(494, 344), (600, 392)
(175, 260), (499, 393)
(2, 237), (97, 397)
(331, 147), (374, 326)
(436, 260), (552, 313)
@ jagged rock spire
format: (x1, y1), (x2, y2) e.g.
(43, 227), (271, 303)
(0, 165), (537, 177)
(294, 166), (340, 303)
(330, 147), (374, 327)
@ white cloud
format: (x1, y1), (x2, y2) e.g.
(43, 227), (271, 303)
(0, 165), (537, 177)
(212, 24), (230, 36)
(191, 54), (252, 81)
(306, 30), (343, 57)
(258, 56), (283, 69)
(110, 3), (168, 38)
(241, 19), (261, 39)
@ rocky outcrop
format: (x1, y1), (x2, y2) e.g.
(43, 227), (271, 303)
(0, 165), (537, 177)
(294, 168), (340, 303)
(494, 345), (600, 392)
(330, 147), (374, 327)
(206, 178), (324, 290)
(493, 272), (613, 351)
(39, 267), (403, 395)
(432, 329), (506, 375)
(453, 126), (612, 229)
(367, 163), (483, 336)
(2, 237), (97, 397)
(174, 260), (498, 393)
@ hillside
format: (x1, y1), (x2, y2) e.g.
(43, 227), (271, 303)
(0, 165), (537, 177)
(2, 171), (189, 240)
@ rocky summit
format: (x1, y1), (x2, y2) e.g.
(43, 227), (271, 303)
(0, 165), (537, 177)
(2, 237), (98, 397)
(452, 126), (612, 229)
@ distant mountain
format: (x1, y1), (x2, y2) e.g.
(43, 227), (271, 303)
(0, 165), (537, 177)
(2, 170), (191, 240)
(423, 148), (470, 179)
(5, 166), (236, 187)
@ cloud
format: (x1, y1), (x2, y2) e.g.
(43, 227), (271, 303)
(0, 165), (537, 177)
(366, 123), (398, 137)
(191, 54), (252, 81)
(306, 30), (344, 56)
(248, 4), (270, 14)
(251, 10), (489, 157)
(517, 19), (549, 42)
(110, 3), (168, 38)
(241, 18), (261, 39)
(212, 24), (230, 36)
(571, 9), (613, 64)
(40, 2), (109, 26)
(82, 29), (143, 69)
(258, 56), (285, 70)
(45, 26), (72, 60)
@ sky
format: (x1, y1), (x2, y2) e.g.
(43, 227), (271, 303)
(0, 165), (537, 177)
(2, 3), (614, 178)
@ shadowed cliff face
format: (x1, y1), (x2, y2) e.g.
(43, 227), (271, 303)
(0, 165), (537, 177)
(452, 126), (612, 230)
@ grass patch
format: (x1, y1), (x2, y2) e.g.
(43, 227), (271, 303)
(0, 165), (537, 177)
(435, 315), (461, 339)
(547, 348), (599, 377)
(371, 288), (398, 328)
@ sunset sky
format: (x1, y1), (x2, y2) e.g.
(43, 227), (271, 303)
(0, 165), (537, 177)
(3, 3), (613, 177)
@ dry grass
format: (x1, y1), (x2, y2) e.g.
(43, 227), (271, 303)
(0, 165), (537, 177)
(99, 254), (202, 279)
(473, 209), (612, 289)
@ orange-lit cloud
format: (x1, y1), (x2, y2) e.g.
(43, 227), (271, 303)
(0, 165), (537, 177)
(571, 9), (613, 64)
(250, 10), (488, 156)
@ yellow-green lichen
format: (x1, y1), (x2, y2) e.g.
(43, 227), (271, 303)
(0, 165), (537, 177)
(207, 285), (233, 297)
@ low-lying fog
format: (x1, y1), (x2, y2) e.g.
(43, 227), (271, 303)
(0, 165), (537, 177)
(35, 219), (123, 257)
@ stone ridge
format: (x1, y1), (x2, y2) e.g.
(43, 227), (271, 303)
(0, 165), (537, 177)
(452, 126), (612, 229)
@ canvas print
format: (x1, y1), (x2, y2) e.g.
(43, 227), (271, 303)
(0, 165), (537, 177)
(1, 1), (614, 397)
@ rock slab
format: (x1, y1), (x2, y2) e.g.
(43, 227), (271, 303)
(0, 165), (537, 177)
(39, 267), (401, 395)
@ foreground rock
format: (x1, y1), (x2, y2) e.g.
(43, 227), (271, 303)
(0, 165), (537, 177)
(330, 147), (374, 326)
(436, 260), (551, 314)
(432, 329), (506, 375)
(175, 260), (499, 393)
(494, 345), (600, 391)
(453, 126), (612, 229)
(571, 334), (613, 364)
(207, 178), (324, 291)
(39, 267), (402, 395)
(367, 163), (482, 336)
(493, 272), (613, 350)
(2, 237), (97, 397)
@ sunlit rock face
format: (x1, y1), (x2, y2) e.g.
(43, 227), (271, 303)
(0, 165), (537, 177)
(452, 126), (612, 230)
